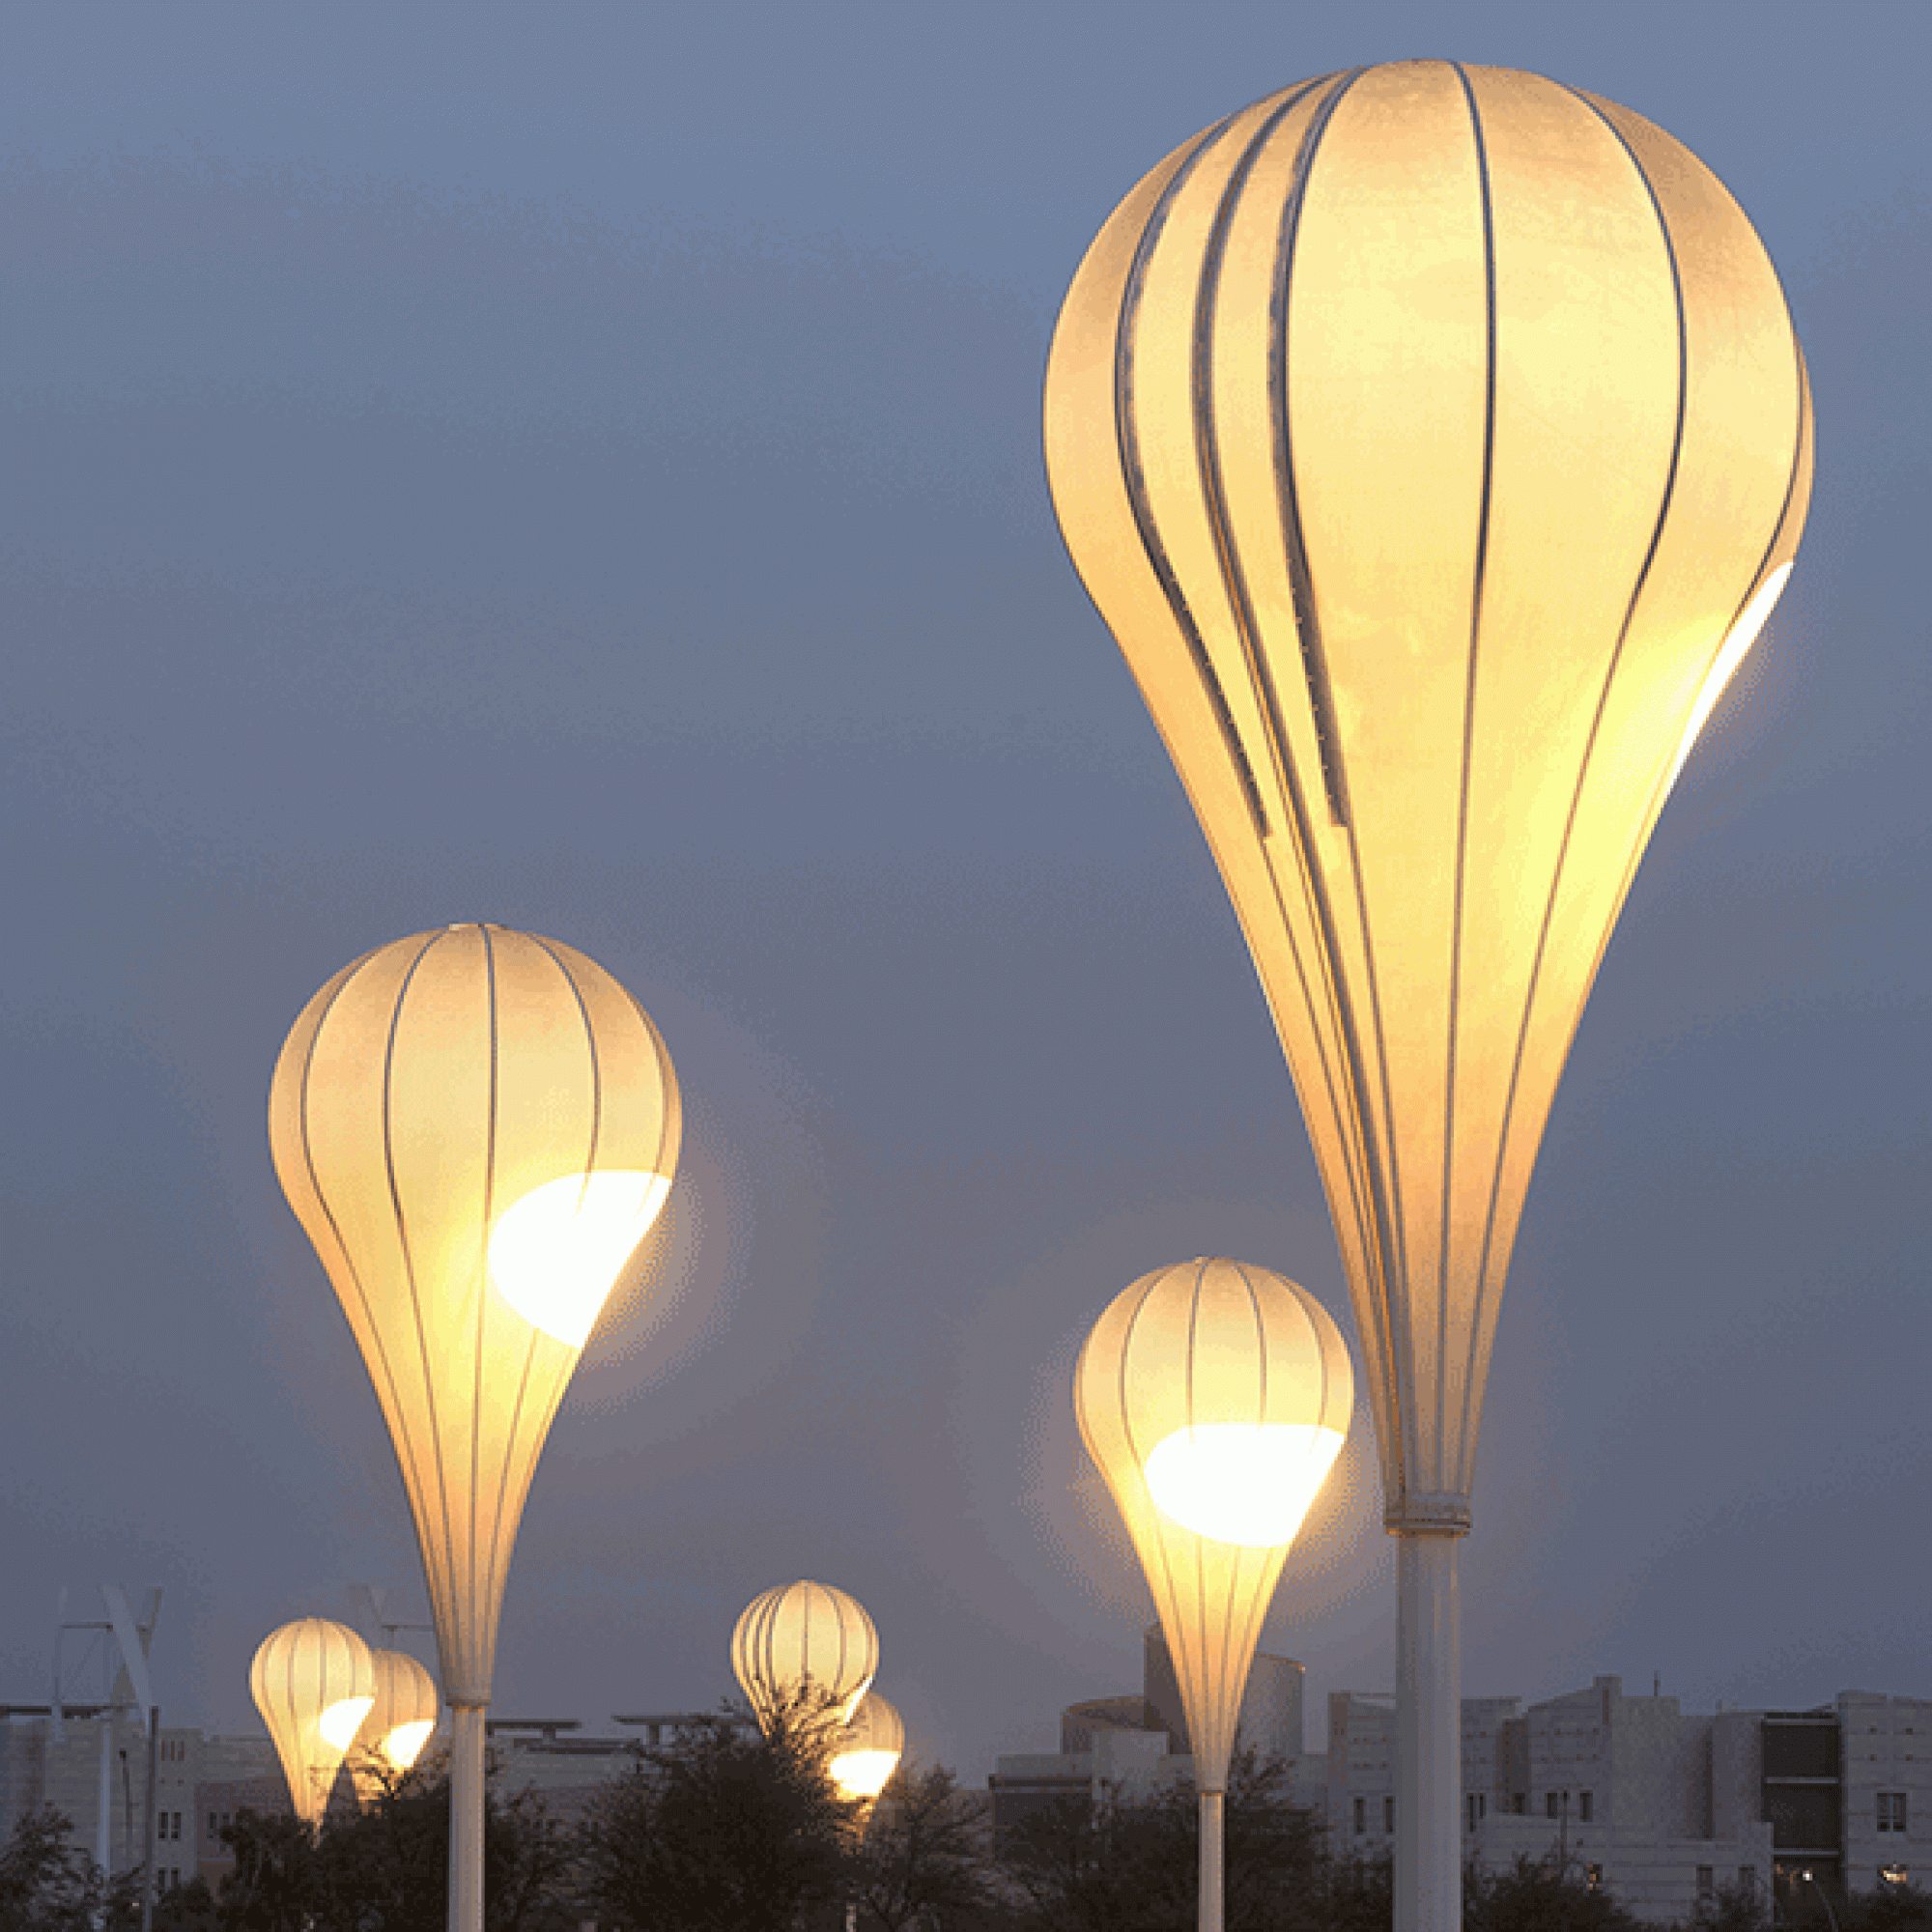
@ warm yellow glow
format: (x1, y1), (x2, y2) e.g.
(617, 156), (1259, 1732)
(832, 1747), (901, 1800)
(1666, 563), (1794, 793)
(320, 1695), (376, 1751)
(1043, 64), (1810, 1533)
(488, 1170), (672, 1346)
(382, 1719), (436, 1770)
(1144, 1422), (1347, 1547)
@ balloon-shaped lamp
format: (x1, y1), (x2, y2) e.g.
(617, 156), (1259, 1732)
(249, 1617), (377, 1828)
(1076, 1260), (1351, 1932)
(270, 923), (681, 1932)
(831, 1690), (905, 1803)
(349, 1647), (441, 1804)
(1044, 60), (1810, 1932)
(730, 1579), (879, 1732)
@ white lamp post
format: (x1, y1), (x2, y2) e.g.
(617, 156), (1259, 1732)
(1044, 61), (1811, 1932)
(1074, 1259), (1352, 1932)
(270, 923), (681, 1932)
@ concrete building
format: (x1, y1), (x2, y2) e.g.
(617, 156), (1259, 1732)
(988, 1627), (1325, 1838)
(0, 1712), (279, 1893)
(993, 1662), (1932, 1925)
(1327, 1677), (1776, 1922)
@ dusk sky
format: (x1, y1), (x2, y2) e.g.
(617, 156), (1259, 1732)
(4, 1), (1929, 1786)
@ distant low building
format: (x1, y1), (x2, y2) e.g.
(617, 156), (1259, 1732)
(988, 1627), (1325, 1840)
(991, 1662), (1932, 1924)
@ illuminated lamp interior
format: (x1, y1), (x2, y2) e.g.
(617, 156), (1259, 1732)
(1664, 562), (1793, 794)
(1144, 1422), (1347, 1548)
(831, 1749), (901, 1801)
(488, 1170), (672, 1346)
(320, 1696), (376, 1751)
(381, 1719), (436, 1771)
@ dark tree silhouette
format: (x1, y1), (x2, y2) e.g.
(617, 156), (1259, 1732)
(576, 1695), (861, 1932)
(1462, 1855), (1649, 1932)
(0, 1806), (99, 1932)
(211, 1756), (573, 1932)
(850, 1762), (999, 1932)
(998, 1752), (1321, 1932)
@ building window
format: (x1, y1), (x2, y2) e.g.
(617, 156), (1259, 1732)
(1578, 1791), (1593, 1823)
(1698, 1868), (1715, 1899)
(1548, 1792), (1561, 1820)
(1384, 1796), (1396, 1833)
(1587, 1865), (1604, 1891)
(1880, 1793), (1908, 1833)
(1881, 1866), (1909, 1889)
(1354, 1797), (1366, 1836)
(1466, 1793), (1487, 1832)
(1513, 1793), (1526, 1815)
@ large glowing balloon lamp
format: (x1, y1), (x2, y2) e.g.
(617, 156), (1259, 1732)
(1045, 60), (1810, 1932)
(730, 1579), (880, 1733)
(1075, 1259), (1352, 1932)
(270, 923), (681, 1932)
(249, 1618), (377, 1828)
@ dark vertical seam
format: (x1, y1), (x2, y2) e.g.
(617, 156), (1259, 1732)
(1269, 69), (1364, 829)
(1116, 108), (1269, 834)
(378, 933), (455, 1654)
(1455, 82), (1691, 1492)
(470, 923), (498, 1687)
(1255, 65), (1411, 1510)
(1191, 79), (1330, 832)
(1441, 62), (1499, 1501)
(294, 952), (422, 1513)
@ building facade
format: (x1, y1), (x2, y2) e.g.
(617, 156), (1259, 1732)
(994, 1664), (1932, 1924)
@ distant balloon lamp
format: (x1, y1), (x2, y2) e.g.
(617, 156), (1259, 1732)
(350, 1647), (440, 1803)
(730, 1579), (880, 1732)
(831, 1690), (905, 1802)
(270, 923), (682, 1932)
(1075, 1259), (1352, 1932)
(249, 1617), (377, 1828)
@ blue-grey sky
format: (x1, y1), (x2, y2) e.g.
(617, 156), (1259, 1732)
(4, 0), (1929, 1784)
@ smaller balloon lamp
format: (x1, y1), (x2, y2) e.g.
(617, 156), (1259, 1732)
(1075, 1259), (1352, 1932)
(349, 1647), (440, 1804)
(730, 1580), (879, 1732)
(250, 1617), (377, 1827)
(831, 1690), (905, 1803)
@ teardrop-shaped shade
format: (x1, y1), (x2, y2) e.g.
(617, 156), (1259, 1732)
(249, 1617), (376, 1827)
(1074, 1259), (1353, 1794)
(348, 1647), (441, 1804)
(1044, 61), (1811, 1530)
(729, 1579), (879, 1732)
(269, 924), (682, 1703)
(832, 1690), (906, 1800)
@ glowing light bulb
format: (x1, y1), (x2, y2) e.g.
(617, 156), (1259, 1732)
(320, 1695), (376, 1751)
(488, 1170), (672, 1345)
(832, 1748), (901, 1801)
(382, 1719), (436, 1771)
(1144, 1422), (1347, 1548)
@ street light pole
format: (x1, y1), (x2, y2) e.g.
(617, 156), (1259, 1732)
(1073, 1259), (1353, 1932)
(1043, 59), (1812, 1932)
(270, 923), (681, 1932)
